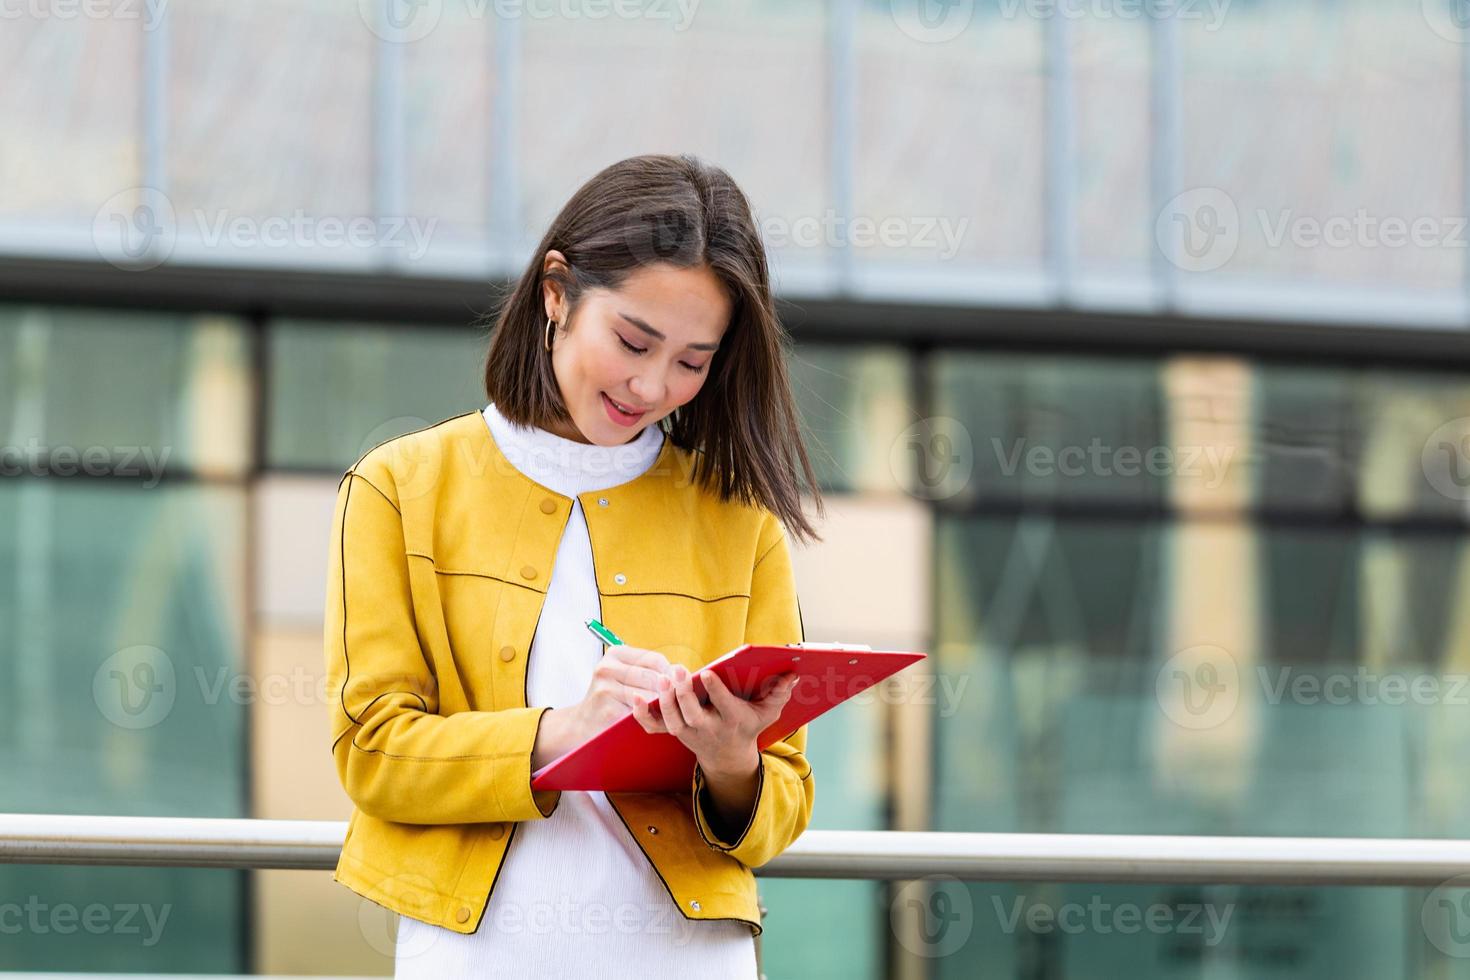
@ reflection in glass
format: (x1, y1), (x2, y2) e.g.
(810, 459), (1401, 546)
(0, 480), (247, 970)
(268, 318), (486, 470)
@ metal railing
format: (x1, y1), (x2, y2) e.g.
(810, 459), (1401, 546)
(5, 814), (1470, 887)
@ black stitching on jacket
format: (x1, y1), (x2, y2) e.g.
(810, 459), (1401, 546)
(349, 471), (400, 515)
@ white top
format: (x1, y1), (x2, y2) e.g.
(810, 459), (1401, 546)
(393, 402), (758, 979)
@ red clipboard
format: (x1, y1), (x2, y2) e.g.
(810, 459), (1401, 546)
(530, 642), (926, 792)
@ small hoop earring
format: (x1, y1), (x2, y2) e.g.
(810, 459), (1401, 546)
(544, 316), (556, 352)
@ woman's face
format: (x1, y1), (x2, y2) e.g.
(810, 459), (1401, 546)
(541, 252), (730, 446)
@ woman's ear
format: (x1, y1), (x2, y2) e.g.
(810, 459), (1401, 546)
(541, 249), (570, 320)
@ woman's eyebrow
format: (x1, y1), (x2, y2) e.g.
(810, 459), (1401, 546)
(618, 311), (720, 352)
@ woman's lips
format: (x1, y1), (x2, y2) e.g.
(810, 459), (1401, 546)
(601, 391), (647, 426)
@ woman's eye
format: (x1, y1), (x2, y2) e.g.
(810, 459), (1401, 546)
(619, 333), (705, 373)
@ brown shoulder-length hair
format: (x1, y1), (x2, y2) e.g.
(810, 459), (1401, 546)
(479, 153), (824, 546)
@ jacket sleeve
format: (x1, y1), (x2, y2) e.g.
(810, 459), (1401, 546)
(689, 510), (814, 867)
(324, 464), (562, 825)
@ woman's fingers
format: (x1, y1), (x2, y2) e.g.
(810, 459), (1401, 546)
(631, 694), (666, 733)
(601, 659), (667, 697)
(598, 655), (798, 740)
(751, 673), (797, 722)
(702, 670), (746, 717)
(672, 666), (709, 726)
(657, 674), (685, 734)
(755, 670), (795, 697)
(608, 645), (674, 676)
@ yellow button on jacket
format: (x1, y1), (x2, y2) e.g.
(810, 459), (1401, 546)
(323, 412), (814, 936)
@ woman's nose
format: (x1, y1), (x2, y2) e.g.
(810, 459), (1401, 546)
(628, 374), (663, 406)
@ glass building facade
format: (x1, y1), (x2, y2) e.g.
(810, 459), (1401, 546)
(5, 0), (1470, 977)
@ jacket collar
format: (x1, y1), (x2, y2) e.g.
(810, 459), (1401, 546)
(480, 401), (666, 498)
(463, 410), (698, 512)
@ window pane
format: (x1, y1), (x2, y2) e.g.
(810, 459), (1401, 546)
(790, 344), (915, 494)
(856, 3), (1045, 287)
(169, 0), (374, 259)
(0, 14), (140, 228)
(934, 352), (1167, 506)
(933, 502), (1470, 974)
(402, 2), (497, 263)
(0, 306), (251, 479)
(1255, 364), (1470, 520)
(519, 2), (828, 279)
(268, 319), (486, 470)
(1254, 366), (1357, 513)
(0, 483), (247, 813)
(1075, 17), (1150, 277)
(0, 480), (247, 970)
(1180, 0), (1461, 289)
(1359, 371), (1470, 520)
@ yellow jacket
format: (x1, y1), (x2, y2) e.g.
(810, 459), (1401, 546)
(323, 411), (813, 937)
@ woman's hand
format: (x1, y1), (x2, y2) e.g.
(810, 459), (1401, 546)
(632, 664), (799, 778)
(565, 645), (675, 744)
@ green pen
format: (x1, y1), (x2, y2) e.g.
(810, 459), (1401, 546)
(585, 617), (623, 647)
(588, 617), (694, 711)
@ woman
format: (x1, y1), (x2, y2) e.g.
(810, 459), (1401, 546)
(323, 153), (826, 977)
